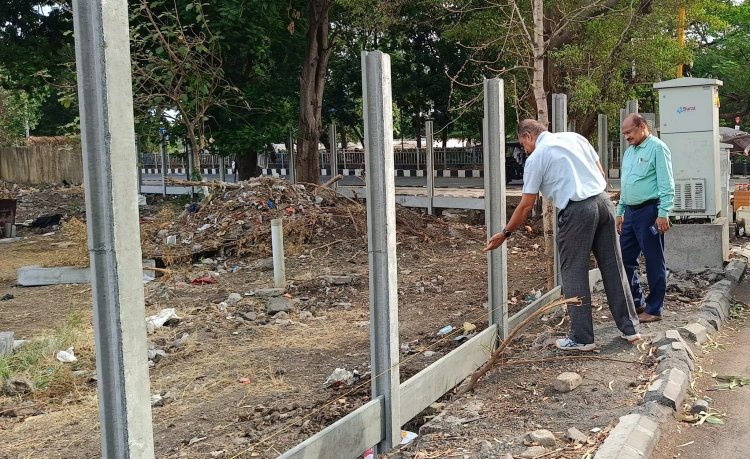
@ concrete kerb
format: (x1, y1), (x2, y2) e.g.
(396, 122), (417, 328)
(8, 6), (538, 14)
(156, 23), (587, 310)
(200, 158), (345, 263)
(595, 259), (746, 458)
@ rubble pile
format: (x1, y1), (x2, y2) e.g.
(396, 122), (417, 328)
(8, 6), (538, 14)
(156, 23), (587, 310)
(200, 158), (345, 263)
(142, 177), (446, 265)
(0, 180), (86, 223)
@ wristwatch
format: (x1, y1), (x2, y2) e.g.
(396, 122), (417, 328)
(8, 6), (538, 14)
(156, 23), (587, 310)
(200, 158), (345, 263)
(502, 228), (512, 238)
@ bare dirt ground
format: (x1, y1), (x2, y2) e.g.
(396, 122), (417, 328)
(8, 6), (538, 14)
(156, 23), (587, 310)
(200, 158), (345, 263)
(0, 178), (735, 459)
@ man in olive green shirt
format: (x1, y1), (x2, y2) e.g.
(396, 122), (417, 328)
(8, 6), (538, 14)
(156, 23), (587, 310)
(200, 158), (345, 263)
(616, 114), (675, 323)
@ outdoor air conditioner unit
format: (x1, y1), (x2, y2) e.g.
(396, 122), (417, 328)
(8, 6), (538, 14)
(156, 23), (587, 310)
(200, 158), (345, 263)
(673, 178), (706, 212)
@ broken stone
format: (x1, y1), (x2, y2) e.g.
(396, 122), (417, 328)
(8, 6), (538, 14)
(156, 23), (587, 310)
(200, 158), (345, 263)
(148, 349), (167, 362)
(519, 446), (547, 458)
(226, 293), (243, 305)
(423, 351), (436, 358)
(3, 377), (34, 396)
(255, 288), (285, 297)
(527, 429), (556, 447)
(299, 311), (314, 321)
(267, 297), (292, 315)
(238, 311), (257, 321)
(0, 331), (14, 357)
(679, 322), (708, 344)
(323, 275), (354, 285)
(168, 333), (190, 350)
(566, 427), (587, 443)
(274, 311), (289, 320)
(274, 319), (292, 326)
(554, 372), (582, 393)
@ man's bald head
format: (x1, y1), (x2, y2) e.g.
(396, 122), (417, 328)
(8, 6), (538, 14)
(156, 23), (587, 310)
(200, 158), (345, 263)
(517, 119), (548, 154)
(621, 113), (650, 146)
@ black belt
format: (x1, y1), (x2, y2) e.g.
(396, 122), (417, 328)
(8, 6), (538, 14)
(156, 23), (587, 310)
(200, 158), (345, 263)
(627, 198), (659, 210)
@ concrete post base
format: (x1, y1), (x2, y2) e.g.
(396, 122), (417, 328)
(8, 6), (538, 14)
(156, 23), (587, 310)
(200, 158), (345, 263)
(665, 217), (729, 272)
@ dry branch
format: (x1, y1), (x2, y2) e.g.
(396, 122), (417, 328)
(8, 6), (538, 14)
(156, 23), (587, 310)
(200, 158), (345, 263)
(458, 296), (581, 394)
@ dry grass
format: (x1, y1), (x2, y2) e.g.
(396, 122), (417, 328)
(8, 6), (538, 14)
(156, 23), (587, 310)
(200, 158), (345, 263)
(0, 238), (82, 281)
(43, 217), (89, 268)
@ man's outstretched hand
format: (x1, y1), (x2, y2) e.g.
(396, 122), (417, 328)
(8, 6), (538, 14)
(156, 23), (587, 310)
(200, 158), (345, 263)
(483, 232), (506, 252)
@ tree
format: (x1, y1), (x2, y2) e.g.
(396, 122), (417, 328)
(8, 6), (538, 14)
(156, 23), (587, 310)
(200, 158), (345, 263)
(130, 0), (241, 177)
(0, 1), (77, 136)
(294, 0), (335, 183)
(690, 0), (750, 126)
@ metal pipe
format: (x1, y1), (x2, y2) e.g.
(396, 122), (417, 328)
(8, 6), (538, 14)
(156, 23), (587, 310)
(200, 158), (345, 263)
(271, 219), (286, 288)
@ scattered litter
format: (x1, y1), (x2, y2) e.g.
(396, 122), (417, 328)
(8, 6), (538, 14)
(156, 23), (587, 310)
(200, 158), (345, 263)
(166, 235), (177, 246)
(238, 377), (252, 385)
(0, 294), (13, 301)
(361, 447), (375, 459)
(145, 308), (180, 334)
(142, 274), (155, 284)
(197, 223), (212, 232)
(323, 368), (360, 388)
(400, 430), (418, 445)
(423, 351), (436, 357)
(437, 325), (454, 336)
(56, 347), (77, 363)
(462, 322), (477, 334)
(590, 427), (602, 433)
(191, 275), (217, 285)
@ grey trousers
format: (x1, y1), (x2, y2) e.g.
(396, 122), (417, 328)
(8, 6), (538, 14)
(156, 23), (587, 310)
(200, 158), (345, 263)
(557, 193), (639, 344)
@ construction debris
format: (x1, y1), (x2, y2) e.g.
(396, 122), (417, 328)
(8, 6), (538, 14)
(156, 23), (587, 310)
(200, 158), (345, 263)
(141, 177), (445, 266)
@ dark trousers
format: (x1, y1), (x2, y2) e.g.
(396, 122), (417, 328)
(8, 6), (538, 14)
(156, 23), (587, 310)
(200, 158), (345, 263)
(619, 202), (666, 316)
(557, 193), (639, 344)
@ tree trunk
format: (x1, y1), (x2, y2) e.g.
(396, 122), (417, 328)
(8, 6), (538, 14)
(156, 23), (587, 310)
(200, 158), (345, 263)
(340, 127), (347, 150)
(532, 0), (555, 290)
(297, 0), (334, 184)
(237, 151), (259, 180)
(186, 122), (201, 180)
(414, 116), (422, 149)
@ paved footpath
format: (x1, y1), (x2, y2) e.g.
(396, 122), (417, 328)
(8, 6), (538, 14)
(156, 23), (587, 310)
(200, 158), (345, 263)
(652, 280), (750, 459)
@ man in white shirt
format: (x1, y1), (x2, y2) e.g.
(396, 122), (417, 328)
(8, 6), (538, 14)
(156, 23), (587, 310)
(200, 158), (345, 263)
(484, 119), (640, 350)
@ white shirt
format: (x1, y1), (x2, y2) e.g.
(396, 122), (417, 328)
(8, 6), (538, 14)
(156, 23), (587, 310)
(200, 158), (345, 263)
(521, 131), (605, 210)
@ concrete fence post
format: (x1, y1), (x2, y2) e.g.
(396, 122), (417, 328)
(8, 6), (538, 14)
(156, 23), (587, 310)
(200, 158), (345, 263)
(271, 219), (286, 288)
(551, 94), (567, 287)
(71, 0), (155, 456)
(483, 79), (508, 338)
(362, 50), (400, 453)
(598, 114), (609, 185)
(425, 120), (435, 215)
(288, 130), (296, 183)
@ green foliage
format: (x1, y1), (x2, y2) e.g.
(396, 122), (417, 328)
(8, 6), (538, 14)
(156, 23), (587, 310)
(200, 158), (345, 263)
(690, 0), (750, 127)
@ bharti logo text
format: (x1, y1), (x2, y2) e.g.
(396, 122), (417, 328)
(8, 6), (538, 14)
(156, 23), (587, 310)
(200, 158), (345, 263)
(676, 106), (697, 114)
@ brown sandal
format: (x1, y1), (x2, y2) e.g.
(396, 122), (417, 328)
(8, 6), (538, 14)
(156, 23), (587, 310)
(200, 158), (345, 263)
(638, 312), (662, 323)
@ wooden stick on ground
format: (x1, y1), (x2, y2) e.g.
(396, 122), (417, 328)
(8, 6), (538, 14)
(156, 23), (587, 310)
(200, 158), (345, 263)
(458, 296), (580, 395)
